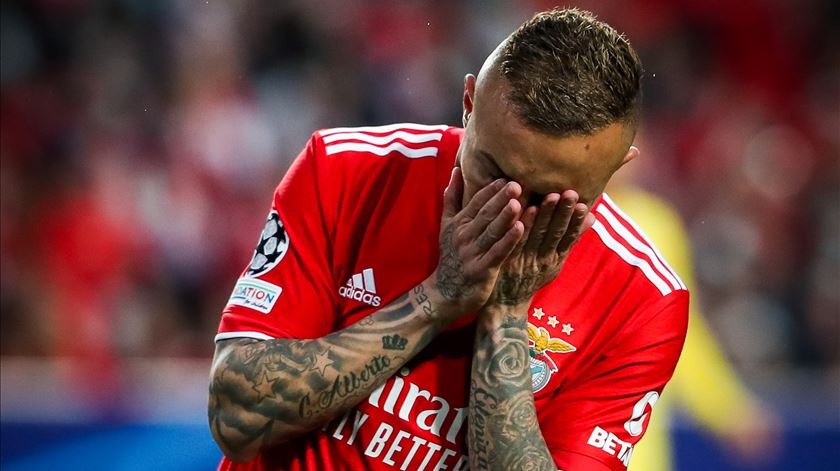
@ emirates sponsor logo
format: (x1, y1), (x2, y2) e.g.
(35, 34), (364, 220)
(322, 367), (470, 470)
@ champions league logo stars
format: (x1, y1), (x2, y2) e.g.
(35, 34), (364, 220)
(527, 308), (577, 392)
(247, 210), (290, 277)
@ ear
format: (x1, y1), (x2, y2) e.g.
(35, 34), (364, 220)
(619, 145), (640, 168)
(462, 74), (476, 127)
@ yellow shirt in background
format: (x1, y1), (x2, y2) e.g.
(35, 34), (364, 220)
(609, 187), (762, 471)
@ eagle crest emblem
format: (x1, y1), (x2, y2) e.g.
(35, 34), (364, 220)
(527, 323), (576, 392)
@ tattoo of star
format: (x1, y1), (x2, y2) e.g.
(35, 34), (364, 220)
(252, 369), (280, 401)
(311, 348), (335, 376)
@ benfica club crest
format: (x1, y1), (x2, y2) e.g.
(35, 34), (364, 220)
(528, 323), (576, 392)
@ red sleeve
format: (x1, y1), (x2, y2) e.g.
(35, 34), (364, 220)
(543, 291), (689, 470)
(216, 133), (337, 341)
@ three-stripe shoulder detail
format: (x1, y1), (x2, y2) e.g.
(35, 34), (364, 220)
(591, 194), (687, 296)
(318, 123), (449, 159)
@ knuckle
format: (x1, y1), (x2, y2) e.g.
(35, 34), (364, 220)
(473, 188), (491, 202)
(481, 230), (499, 246)
(477, 205), (495, 219)
(454, 226), (470, 244)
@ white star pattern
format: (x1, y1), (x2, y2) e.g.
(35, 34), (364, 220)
(547, 316), (559, 328)
(562, 323), (574, 335)
(532, 308), (545, 320)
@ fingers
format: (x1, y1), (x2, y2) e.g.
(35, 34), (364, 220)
(538, 190), (579, 257)
(556, 204), (595, 256)
(463, 181), (522, 241)
(480, 220), (525, 267)
(474, 198), (521, 251)
(510, 205), (538, 256)
(461, 178), (510, 220)
(525, 193), (562, 253)
(442, 167), (464, 219)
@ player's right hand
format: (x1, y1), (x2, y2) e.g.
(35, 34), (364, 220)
(431, 167), (525, 318)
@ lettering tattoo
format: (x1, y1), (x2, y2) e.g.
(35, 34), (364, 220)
(299, 355), (391, 417)
(436, 223), (474, 301)
(208, 284), (443, 460)
(413, 284), (436, 320)
(469, 384), (498, 468)
(468, 314), (555, 470)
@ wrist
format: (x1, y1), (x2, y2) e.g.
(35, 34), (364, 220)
(481, 301), (531, 319)
(477, 303), (530, 335)
(415, 276), (462, 326)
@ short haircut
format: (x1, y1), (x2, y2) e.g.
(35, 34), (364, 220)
(498, 8), (643, 136)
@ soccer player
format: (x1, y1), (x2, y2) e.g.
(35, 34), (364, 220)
(209, 9), (688, 471)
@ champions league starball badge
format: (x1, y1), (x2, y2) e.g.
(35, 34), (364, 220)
(246, 210), (290, 277)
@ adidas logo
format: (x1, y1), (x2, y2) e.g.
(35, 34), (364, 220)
(338, 268), (382, 307)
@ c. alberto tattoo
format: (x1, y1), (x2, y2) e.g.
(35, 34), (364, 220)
(468, 314), (555, 470)
(299, 355), (391, 417)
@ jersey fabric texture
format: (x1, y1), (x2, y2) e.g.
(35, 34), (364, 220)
(216, 123), (689, 471)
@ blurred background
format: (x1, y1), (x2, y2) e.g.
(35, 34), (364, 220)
(0, 0), (837, 469)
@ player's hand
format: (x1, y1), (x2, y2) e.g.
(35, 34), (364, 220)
(431, 168), (525, 318)
(485, 190), (595, 310)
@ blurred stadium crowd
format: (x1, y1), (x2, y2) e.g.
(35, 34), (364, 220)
(0, 0), (837, 418)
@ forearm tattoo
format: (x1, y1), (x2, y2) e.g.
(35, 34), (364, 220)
(492, 267), (560, 306)
(469, 315), (555, 470)
(208, 289), (442, 459)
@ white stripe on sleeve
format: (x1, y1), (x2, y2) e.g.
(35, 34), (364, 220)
(319, 123), (448, 136)
(596, 204), (684, 291)
(322, 130), (443, 146)
(601, 194), (687, 290)
(591, 220), (672, 296)
(324, 142), (438, 159)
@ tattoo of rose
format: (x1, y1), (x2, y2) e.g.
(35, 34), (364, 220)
(484, 340), (529, 386)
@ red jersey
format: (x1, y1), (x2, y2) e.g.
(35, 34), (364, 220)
(216, 123), (688, 471)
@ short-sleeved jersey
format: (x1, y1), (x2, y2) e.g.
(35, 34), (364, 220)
(216, 123), (689, 471)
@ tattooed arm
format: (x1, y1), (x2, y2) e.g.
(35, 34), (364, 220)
(470, 309), (552, 469)
(468, 190), (595, 470)
(210, 170), (526, 462)
(210, 280), (450, 462)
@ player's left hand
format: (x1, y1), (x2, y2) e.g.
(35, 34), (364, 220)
(485, 190), (595, 309)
